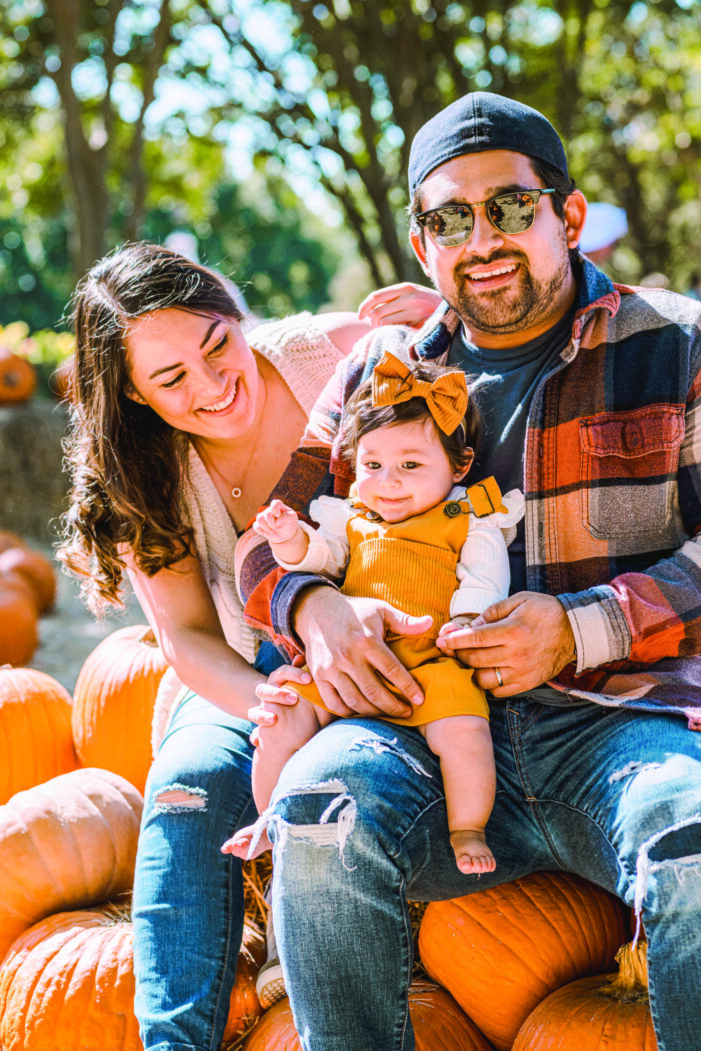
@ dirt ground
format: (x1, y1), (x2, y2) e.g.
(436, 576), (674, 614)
(31, 544), (145, 694)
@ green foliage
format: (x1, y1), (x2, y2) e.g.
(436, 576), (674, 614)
(566, 2), (701, 283)
(0, 321), (74, 365)
(0, 98), (72, 330)
(0, 0), (348, 327)
(237, 0), (700, 287)
(136, 175), (344, 319)
(201, 180), (344, 318)
(0, 0), (699, 319)
(0, 217), (73, 333)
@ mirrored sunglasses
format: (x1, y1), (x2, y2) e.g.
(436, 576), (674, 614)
(415, 188), (558, 247)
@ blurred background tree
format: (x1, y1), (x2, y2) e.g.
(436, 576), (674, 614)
(231, 0), (700, 287)
(0, 0), (352, 329)
(0, 0), (699, 336)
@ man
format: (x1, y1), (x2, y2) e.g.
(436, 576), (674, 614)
(238, 92), (701, 1050)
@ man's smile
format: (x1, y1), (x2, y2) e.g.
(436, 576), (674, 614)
(467, 263), (518, 282)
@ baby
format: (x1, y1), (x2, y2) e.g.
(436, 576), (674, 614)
(224, 351), (523, 873)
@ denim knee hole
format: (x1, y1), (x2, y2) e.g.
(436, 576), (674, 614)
(633, 813), (701, 944)
(153, 783), (208, 813)
(270, 778), (358, 871)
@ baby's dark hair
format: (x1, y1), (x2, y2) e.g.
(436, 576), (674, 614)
(339, 358), (481, 479)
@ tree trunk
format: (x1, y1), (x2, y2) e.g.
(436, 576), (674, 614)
(42, 0), (111, 275)
(123, 0), (172, 242)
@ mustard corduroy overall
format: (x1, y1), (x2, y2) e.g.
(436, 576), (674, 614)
(286, 478), (507, 726)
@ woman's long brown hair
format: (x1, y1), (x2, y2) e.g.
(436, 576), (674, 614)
(58, 242), (243, 615)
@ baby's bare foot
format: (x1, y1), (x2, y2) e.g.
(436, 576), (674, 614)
(450, 829), (496, 875)
(221, 824), (272, 860)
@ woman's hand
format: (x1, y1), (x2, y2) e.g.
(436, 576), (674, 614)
(248, 657), (310, 727)
(253, 499), (301, 545)
(357, 283), (443, 329)
(293, 586), (431, 718)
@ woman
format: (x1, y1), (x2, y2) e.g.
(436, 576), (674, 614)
(59, 241), (439, 1051)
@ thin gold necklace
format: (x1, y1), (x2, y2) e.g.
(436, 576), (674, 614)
(197, 445), (248, 499)
(195, 374), (268, 500)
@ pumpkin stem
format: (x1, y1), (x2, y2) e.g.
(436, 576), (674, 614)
(596, 941), (649, 1004)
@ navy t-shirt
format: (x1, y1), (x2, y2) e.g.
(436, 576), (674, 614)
(448, 303), (576, 592)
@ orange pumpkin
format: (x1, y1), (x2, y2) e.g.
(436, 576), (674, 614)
(0, 530), (26, 554)
(0, 667), (77, 803)
(419, 871), (629, 1051)
(72, 624), (170, 793)
(407, 982), (493, 1051)
(0, 545), (56, 613)
(0, 906), (140, 1050)
(0, 767), (143, 963)
(241, 981), (492, 1050)
(0, 905), (264, 1050)
(0, 580), (38, 665)
(0, 348), (36, 404)
(513, 941), (658, 1049)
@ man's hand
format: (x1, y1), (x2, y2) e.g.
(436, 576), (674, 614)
(293, 587), (431, 717)
(437, 592), (576, 696)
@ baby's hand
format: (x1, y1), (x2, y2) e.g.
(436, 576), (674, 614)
(438, 614), (477, 637)
(253, 499), (300, 545)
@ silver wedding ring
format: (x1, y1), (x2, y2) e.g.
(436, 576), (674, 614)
(494, 667), (504, 688)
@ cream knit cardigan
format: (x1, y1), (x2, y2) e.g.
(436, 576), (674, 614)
(151, 312), (345, 752)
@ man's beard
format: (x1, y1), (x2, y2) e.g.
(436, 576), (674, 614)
(442, 237), (571, 336)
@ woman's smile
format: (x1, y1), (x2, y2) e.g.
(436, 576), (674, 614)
(198, 379), (239, 414)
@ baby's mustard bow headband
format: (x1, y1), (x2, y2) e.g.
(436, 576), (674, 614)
(371, 351), (468, 435)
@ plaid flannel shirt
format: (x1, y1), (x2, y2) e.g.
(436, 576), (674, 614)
(238, 259), (701, 730)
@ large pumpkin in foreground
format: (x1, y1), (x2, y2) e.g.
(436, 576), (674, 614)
(72, 625), (170, 793)
(0, 907), (141, 1051)
(0, 906), (265, 1050)
(419, 871), (629, 1051)
(513, 941), (658, 1050)
(0, 767), (143, 963)
(0, 667), (77, 803)
(241, 981), (492, 1050)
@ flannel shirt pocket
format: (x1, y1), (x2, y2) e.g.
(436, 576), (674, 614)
(579, 405), (684, 546)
